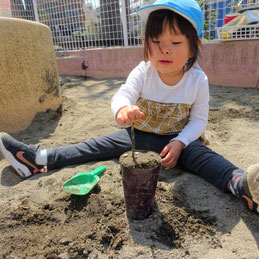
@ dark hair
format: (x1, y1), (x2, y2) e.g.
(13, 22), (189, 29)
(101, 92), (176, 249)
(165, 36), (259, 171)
(144, 9), (200, 71)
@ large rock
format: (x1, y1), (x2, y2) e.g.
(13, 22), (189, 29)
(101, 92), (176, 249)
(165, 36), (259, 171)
(0, 17), (62, 133)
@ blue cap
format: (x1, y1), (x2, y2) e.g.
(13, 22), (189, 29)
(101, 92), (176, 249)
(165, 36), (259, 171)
(136, 0), (204, 37)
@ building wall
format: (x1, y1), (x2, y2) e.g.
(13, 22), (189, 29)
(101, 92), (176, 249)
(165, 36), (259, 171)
(57, 40), (259, 88)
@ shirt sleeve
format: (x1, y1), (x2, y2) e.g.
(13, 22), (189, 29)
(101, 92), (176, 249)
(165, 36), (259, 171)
(171, 76), (210, 147)
(111, 62), (145, 118)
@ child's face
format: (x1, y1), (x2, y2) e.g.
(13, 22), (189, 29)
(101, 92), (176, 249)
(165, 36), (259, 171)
(148, 21), (192, 79)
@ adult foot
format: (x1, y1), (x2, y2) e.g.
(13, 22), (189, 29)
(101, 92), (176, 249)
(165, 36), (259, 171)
(244, 164), (259, 213)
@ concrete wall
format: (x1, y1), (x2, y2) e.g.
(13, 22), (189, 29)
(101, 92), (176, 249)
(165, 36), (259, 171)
(57, 40), (259, 88)
(0, 17), (62, 133)
(57, 46), (143, 78)
(199, 40), (259, 88)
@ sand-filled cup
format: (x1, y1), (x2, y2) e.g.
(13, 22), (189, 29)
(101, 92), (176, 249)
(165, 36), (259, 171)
(119, 150), (161, 220)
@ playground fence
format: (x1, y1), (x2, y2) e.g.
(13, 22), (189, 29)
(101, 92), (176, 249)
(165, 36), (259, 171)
(0, 0), (258, 51)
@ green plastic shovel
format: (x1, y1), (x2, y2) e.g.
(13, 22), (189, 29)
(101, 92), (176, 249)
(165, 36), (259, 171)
(63, 166), (106, 195)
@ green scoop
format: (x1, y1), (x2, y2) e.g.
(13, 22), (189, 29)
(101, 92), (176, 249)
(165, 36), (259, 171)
(63, 166), (106, 195)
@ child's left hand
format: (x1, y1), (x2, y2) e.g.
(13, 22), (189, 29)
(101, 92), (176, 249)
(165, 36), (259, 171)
(160, 140), (185, 168)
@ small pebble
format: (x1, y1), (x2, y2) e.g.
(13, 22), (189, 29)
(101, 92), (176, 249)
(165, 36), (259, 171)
(122, 153), (128, 157)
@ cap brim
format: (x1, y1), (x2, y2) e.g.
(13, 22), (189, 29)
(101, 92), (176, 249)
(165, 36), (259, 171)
(137, 4), (197, 32)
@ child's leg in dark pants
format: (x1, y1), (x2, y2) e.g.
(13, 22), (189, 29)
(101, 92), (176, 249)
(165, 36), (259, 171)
(178, 139), (259, 213)
(178, 139), (240, 192)
(47, 129), (133, 170)
(0, 128), (136, 177)
(47, 128), (176, 170)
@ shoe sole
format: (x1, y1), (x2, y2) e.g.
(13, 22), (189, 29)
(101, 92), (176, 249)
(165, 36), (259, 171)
(247, 163), (259, 205)
(0, 133), (31, 178)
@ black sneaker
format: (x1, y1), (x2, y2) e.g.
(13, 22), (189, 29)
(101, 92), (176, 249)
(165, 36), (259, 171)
(0, 132), (46, 178)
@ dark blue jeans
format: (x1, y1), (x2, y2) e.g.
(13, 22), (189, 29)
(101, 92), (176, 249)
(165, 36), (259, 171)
(47, 128), (243, 191)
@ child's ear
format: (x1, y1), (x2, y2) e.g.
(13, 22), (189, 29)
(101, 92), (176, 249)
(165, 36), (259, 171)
(197, 38), (202, 47)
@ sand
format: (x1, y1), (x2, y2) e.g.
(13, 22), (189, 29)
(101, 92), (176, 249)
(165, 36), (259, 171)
(0, 75), (259, 258)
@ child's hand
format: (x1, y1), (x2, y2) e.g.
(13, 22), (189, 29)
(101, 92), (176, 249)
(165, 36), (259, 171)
(116, 105), (144, 125)
(160, 140), (185, 168)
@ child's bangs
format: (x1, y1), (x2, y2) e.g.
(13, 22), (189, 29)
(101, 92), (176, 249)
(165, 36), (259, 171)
(146, 10), (178, 40)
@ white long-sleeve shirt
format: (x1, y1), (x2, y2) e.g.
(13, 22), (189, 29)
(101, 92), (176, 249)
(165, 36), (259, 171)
(111, 61), (209, 147)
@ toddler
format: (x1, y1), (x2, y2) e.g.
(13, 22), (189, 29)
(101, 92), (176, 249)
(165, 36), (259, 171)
(0, 0), (258, 214)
